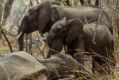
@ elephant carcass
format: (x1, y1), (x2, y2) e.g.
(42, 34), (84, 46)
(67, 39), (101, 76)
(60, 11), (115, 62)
(0, 51), (49, 80)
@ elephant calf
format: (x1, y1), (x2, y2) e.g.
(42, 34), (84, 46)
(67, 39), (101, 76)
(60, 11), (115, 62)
(46, 17), (85, 64)
(46, 17), (116, 76)
(83, 23), (116, 76)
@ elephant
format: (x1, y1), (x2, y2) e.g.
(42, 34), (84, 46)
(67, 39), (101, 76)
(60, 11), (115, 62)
(46, 17), (116, 76)
(17, 1), (112, 51)
(83, 23), (116, 76)
(46, 17), (85, 64)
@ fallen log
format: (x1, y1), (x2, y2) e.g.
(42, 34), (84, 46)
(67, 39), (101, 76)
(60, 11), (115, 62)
(39, 54), (99, 80)
(0, 51), (49, 80)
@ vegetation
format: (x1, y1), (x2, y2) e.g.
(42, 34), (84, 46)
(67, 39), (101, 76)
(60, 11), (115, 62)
(0, 0), (119, 80)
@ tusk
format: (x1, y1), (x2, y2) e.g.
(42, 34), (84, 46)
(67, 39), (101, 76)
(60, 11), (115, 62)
(17, 32), (23, 39)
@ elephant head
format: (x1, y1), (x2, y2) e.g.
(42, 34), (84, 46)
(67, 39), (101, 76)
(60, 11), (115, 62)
(17, 2), (54, 51)
(17, 1), (66, 51)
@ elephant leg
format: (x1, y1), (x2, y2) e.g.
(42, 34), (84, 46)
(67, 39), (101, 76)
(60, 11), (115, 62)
(66, 36), (85, 65)
(18, 34), (24, 51)
(109, 39), (115, 64)
(92, 56), (107, 76)
(105, 42), (116, 75)
(74, 36), (85, 65)
(91, 46), (105, 76)
(92, 45), (116, 77)
(66, 47), (84, 65)
(47, 38), (63, 58)
(92, 56), (115, 77)
(25, 35), (28, 52)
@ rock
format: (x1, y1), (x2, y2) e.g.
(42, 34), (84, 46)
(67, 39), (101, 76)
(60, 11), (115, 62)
(0, 51), (49, 80)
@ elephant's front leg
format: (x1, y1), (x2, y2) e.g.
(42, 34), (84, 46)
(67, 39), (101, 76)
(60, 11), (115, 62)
(92, 55), (112, 77)
(66, 36), (85, 65)
(47, 38), (63, 58)
(92, 45), (116, 77)
(105, 42), (116, 75)
(18, 34), (24, 51)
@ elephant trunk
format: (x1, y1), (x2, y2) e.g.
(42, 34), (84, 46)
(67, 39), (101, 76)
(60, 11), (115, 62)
(17, 17), (28, 51)
(18, 33), (24, 51)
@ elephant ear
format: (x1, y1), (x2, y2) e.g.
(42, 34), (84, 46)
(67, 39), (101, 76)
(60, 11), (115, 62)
(51, 17), (67, 31)
(66, 19), (83, 43)
(24, 5), (41, 21)
(51, 5), (65, 22)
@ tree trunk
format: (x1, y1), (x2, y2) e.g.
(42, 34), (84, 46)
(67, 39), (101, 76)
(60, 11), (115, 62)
(3, 0), (14, 22)
(80, 0), (90, 5)
(0, 0), (14, 52)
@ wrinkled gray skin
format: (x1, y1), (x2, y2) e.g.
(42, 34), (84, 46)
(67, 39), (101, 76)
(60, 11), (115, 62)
(83, 23), (115, 75)
(46, 18), (115, 75)
(18, 2), (53, 50)
(47, 17), (85, 64)
(17, 1), (112, 51)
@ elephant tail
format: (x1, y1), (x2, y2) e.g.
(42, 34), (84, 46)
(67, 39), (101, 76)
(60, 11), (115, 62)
(17, 32), (23, 39)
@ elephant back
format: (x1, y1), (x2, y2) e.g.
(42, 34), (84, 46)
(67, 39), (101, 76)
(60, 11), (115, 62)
(51, 5), (65, 21)
(83, 23), (113, 47)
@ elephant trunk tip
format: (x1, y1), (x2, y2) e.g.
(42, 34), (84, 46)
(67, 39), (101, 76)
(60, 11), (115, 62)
(17, 32), (23, 39)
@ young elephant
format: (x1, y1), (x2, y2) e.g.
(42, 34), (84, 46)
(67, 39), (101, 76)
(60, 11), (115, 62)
(46, 17), (85, 64)
(46, 17), (116, 76)
(83, 23), (116, 76)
